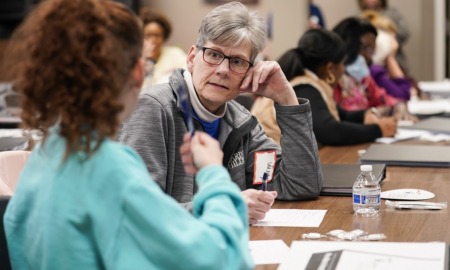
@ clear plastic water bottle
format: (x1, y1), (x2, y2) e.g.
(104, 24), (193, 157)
(353, 165), (381, 215)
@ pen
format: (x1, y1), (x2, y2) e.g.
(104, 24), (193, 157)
(261, 171), (269, 191)
(261, 163), (272, 191)
(370, 107), (381, 118)
(176, 83), (195, 135)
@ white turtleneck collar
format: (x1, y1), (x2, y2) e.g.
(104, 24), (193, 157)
(183, 70), (226, 122)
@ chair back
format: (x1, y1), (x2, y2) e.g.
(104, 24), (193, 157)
(4, 93), (20, 117)
(0, 196), (11, 270)
(0, 177), (13, 196)
(0, 151), (31, 195)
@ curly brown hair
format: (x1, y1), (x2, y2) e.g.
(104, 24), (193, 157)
(139, 7), (172, 41)
(7, 0), (143, 158)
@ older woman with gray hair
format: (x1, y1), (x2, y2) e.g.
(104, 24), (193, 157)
(120, 1), (322, 225)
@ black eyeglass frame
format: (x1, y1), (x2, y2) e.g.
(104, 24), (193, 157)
(197, 46), (253, 74)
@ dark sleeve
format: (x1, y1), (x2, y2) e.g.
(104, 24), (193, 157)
(310, 4), (326, 28)
(246, 98), (323, 200)
(338, 106), (366, 123)
(294, 84), (382, 146)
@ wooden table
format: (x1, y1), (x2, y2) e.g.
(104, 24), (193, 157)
(251, 142), (450, 270)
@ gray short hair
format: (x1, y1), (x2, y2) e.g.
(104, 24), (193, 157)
(196, 1), (266, 62)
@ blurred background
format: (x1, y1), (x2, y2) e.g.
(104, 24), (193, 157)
(0, 0), (448, 82)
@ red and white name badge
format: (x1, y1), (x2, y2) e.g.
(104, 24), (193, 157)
(253, 150), (276, 185)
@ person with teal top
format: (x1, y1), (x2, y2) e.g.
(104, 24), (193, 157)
(3, 0), (253, 269)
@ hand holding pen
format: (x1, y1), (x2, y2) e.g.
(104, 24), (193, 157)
(180, 132), (222, 175)
(242, 189), (278, 225)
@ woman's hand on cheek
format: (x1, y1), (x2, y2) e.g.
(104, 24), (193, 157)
(240, 61), (298, 106)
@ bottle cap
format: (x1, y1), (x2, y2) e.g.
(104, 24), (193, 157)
(360, 164), (373, 172)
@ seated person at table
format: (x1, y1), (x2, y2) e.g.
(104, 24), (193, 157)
(251, 29), (396, 147)
(3, 0), (253, 269)
(361, 10), (417, 100)
(332, 17), (416, 121)
(119, 1), (323, 225)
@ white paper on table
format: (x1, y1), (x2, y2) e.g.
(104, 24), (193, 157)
(375, 129), (423, 144)
(407, 98), (450, 114)
(417, 81), (450, 94)
(248, 240), (290, 265)
(381, 189), (435, 200)
(253, 209), (326, 227)
(279, 241), (447, 270)
(0, 129), (42, 141)
(375, 137), (400, 144)
(375, 128), (450, 144)
(420, 133), (450, 142)
(0, 128), (23, 137)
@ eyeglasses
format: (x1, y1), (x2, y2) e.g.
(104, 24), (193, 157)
(197, 46), (253, 74)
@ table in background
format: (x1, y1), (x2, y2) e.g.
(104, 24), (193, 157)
(252, 142), (450, 270)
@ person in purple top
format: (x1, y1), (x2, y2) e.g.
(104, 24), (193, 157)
(369, 64), (410, 101)
(357, 17), (413, 101)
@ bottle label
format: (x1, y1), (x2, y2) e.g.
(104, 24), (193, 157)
(353, 194), (362, 204)
(365, 195), (380, 204)
(353, 194), (380, 204)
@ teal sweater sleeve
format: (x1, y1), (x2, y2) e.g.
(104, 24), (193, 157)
(4, 133), (252, 270)
(112, 165), (253, 270)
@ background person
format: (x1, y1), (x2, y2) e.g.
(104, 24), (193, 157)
(361, 10), (417, 100)
(332, 17), (416, 122)
(140, 7), (187, 87)
(357, 0), (410, 72)
(308, 0), (326, 29)
(119, 1), (323, 225)
(3, 1), (253, 269)
(252, 29), (396, 147)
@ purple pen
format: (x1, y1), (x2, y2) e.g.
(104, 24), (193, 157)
(261, 171), (269, 191)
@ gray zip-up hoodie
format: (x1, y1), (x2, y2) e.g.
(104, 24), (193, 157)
(119, 69), (323, 206)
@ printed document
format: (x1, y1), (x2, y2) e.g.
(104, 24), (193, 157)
(248, 240), (290, 265)
(279, 241), (447, 270)
(253, 209), (326, 227)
